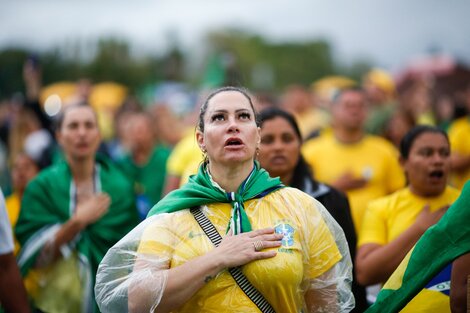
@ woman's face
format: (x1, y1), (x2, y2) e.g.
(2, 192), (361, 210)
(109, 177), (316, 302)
(57, 106), (101, 161)
(196, 91), (259, 167)
(258, 117), (301, 180)
(402, 132), (450, 197)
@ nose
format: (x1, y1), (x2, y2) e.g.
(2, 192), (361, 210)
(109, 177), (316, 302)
(77, 124), (87, 136)
(431, 151), (446, 165)
(227, 117), (240, 133)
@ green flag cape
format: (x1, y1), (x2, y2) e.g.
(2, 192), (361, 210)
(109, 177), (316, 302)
(15, 156), (139, 313)
(366, 181), (470, 313)
(147, 161), (283, 234)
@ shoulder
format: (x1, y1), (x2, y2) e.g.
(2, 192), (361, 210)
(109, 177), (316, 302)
(98, 157), (133, 189)
(27, 162), (67, 190)
(445, 185), (461, 199)
(448, 117), (470, 135)
(303, 133), (333, 149)
(368, 188), (407, 210)
(363, 135), (398, 154)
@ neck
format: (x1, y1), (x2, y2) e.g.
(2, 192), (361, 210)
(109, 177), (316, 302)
(280, 172), (293, 186)
(67, 156), (95, 182)
(334, 127), (364, 144)
(409, 185), (443, 198)
(208, 160), (254, 193)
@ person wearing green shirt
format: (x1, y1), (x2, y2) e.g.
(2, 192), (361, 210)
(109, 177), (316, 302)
(116, 112), (171, 219)
(15, 103), (139, 313)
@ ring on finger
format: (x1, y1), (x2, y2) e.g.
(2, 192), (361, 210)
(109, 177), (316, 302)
(253, 240), (264, 252)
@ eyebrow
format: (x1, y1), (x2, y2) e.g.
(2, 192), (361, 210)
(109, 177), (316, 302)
(210, 108), (251, 114)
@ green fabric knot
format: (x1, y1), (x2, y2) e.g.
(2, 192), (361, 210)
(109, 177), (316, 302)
(147, 161), (283, 235)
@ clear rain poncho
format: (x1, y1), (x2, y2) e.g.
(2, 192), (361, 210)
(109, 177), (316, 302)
(95, 187), (354, 313)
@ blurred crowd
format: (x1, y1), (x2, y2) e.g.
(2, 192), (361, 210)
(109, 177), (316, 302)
(1, 53), (470, 312)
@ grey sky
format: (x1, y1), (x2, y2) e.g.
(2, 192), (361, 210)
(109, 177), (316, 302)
(1, 0), (469, 72)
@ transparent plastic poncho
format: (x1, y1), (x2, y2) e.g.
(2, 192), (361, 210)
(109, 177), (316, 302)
(95, 187), (354, 313)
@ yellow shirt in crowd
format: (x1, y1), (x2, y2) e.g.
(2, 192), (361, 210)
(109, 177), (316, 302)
(448, 117), (470, 189)
(5, 192), (21, 255)
(358, 186), (460, 313)
(138, 188), (342, 313)
(166, 131), (202, 181)
(302, 133), (405, 234)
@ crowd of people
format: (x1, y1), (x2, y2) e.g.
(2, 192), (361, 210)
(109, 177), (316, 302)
(0, 58), (469, 313)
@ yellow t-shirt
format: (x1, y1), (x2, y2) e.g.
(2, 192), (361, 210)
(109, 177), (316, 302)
(358, 186), (460, 246)
(139, 188), (342, 313)
(358, 186), (460, 313)
(5, 192), (21, 255)
(166, 131), (203, 178)
(448, 117), (470, 189)
(294, 107), (330, 139)
(302, 133), (405, 234)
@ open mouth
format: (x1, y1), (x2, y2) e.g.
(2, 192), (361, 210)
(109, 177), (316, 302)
(225, 138), (243, 147)
(429, 170), (444, 179)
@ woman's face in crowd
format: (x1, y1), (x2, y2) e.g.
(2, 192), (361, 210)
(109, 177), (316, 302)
(57, 106), (101, 161)
(402, 132), (450, 197)
(258, 117), (301, 180)
(197, 91), (259, 167)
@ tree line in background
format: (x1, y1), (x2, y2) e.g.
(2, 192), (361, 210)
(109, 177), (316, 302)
(0, 29), (372, 101)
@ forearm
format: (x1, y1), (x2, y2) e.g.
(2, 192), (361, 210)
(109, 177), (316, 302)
(129, 250), (224, 313)
(156, 251), (223, 312)
(356, 224), (423, 285)
(36, 217), (85, 267)
(0, 253), (31, 313)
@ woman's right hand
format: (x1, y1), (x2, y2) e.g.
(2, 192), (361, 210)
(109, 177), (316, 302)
(210, 227), (283, 270)
(414, 204), (449, 232)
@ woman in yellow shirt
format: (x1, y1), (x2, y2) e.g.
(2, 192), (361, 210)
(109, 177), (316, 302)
(356, 125), (460, 312)
(96, 87), (354, 313)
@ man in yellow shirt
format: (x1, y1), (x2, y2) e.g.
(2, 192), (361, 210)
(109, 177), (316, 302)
(303, 88), (405, 233)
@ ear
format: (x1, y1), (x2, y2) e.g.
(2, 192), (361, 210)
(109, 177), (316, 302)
(196, 130), (205, 151)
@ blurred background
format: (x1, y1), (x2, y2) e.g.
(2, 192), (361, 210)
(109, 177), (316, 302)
(1, 0), (470, 191)
(2, 0), (470, 99)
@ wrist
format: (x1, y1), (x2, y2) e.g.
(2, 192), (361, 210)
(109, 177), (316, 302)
(70, 215), (88, 231)
(205, 249), (226, 274)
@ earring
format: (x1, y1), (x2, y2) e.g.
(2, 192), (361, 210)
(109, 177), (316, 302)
(201, 146), (208, 163)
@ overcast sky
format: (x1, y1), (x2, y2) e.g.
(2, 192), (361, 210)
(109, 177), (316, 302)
(1, 0), (469, 72)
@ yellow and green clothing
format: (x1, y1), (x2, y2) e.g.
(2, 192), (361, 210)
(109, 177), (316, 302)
(5, 192), (21, 255)
(359, 186), (460, 312)
(366, 181), (470, 313)
(302, 133), (405, 233)
(448, 116), (470, 189)
(15, 156), (139, 313)
(140, 188), (342, 313)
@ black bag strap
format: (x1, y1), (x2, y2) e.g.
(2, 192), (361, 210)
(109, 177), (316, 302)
(190, 207), (276, 313)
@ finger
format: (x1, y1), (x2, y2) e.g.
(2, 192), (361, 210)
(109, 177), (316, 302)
(260, 240), (283, 249)
(256, 233), (284, 242)
(253, 251), (277, 260)
(248, 228), (275, 238)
